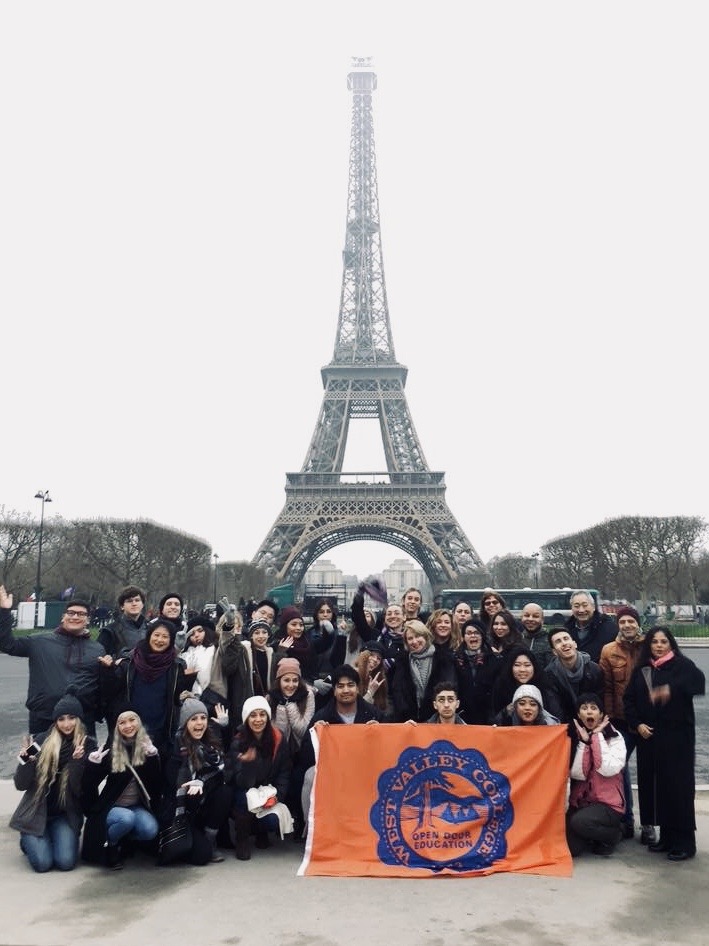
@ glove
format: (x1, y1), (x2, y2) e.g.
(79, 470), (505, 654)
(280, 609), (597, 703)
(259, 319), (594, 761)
(319, 620), (334, 636)
(362, 575), (388, 606)
(313, 679), (333, 696)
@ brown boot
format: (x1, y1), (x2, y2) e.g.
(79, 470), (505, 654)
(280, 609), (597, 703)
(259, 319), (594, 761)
(233, 814), (252, 861)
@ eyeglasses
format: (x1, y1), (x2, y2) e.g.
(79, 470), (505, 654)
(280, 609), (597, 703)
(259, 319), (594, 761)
(65, 610), (88, 618)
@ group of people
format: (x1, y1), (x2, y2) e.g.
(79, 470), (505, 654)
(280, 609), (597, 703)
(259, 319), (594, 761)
(0, 582), (704, 871)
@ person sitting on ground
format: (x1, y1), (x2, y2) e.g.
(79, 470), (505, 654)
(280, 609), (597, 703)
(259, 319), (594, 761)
(160, 699), (232, 865)
(225, 696), (292, 860)
(566, 692), (626, 857)
(494, 684), (559, 726)
(10, 693), (94, 873)
(81, 706), (162, 869)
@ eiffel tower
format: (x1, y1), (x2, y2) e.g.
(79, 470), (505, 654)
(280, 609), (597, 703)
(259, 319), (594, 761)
(253, 59), (482, 589)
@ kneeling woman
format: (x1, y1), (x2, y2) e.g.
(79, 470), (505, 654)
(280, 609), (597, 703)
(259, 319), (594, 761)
(495, 684), (559, 726)
(161, 699), (232, 865)
(225, 696), (292, 860)
(10, 694), (92, 873)
(81, 707), (162, 868)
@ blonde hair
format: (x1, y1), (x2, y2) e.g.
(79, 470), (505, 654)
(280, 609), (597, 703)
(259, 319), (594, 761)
(111, 712), (150, 772)
(31, 718), (86, 813)
(426, 608), (460, 650)
(404, 620), (432, 649)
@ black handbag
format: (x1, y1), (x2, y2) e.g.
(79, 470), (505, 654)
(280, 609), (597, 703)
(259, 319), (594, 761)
(157, 814), (193, 865)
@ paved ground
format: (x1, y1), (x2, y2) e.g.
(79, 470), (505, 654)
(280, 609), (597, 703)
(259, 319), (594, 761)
(1, 778), (708, 946)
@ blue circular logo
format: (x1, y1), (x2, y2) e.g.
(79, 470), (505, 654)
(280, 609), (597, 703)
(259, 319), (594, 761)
(369, 739), (513, 872)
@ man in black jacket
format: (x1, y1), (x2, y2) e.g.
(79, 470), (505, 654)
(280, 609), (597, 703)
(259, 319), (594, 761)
(543, 627), (604, 723)
(564, 590), (617, 663)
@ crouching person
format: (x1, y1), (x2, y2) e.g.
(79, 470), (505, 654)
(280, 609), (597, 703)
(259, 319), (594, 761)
(225, 696), (292, 861)
(566, 692), (626, 856)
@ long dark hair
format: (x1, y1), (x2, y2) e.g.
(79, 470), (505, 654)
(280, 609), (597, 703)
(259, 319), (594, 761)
(637, 625), (681, 664)
(237, 714), (276, 759)
(268, 678), (310, 715)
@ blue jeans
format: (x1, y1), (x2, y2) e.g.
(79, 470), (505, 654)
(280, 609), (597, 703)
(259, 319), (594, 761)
(106, 806), (159, 845)
(20, 816), (79, 872)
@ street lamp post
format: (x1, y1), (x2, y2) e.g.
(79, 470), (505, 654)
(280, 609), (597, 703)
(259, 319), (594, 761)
(531, 552), (540, 589)
(213, 552), (219, 603)
(34, 490), (52, 629)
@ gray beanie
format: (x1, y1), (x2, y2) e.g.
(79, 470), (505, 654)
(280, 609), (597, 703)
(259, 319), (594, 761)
(52, 693), (84, 720)
(179, 698), (208, 729)
(512, 684), (544, 707)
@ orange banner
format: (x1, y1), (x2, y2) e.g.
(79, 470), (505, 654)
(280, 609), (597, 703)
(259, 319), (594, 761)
(299, 724), (572, 878)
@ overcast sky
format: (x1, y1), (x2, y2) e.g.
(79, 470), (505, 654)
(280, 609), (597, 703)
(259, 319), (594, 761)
(2, 2), (707, 581)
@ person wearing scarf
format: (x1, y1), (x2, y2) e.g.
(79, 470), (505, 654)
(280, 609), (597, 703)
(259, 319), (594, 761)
(391, 620), (456, 722)
(100, 619), (186, 759)
(624, 626), (705, 861)
(453, 619), (497, 724)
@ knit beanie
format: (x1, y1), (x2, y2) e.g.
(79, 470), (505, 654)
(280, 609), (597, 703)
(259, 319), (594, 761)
(187, 615), (216, 634)
(512, 684), (543, 707)
(615, 605), (641, 625)
(361, 640), (386, 658)
(179, 698), (208, 729)
(159, 592), (184, 613)
(53, 693), (84, 720)
(249, 619), (273, 638)
(278, 605), (302, 630)
(275, 657), (302, 680)
(241, 695), (272, 723)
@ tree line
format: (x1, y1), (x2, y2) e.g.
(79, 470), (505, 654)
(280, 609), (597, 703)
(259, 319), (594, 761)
(484, 516), (708, 608)
(0, 507), (268, 612)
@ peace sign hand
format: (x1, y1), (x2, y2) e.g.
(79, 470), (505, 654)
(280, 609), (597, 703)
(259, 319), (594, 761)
(73, 736), (87, 759)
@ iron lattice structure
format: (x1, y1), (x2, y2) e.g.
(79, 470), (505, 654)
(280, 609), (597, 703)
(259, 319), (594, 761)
(253, 61), (482, 588)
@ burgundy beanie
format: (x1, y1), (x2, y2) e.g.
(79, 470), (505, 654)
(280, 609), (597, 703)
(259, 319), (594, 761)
(615, 605), (641, 624)
(278, 605), (302, 630)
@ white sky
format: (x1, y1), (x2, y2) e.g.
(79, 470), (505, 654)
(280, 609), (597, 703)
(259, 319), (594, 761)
(2, 2), (708, 580)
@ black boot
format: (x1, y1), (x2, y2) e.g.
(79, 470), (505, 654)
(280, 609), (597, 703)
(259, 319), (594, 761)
(106, 844), (124, 870)
(233, 814), (252, 861)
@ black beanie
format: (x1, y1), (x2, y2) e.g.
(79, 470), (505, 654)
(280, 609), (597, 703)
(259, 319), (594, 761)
(159, 592), (184, 613)
(52, 693), (84, 720)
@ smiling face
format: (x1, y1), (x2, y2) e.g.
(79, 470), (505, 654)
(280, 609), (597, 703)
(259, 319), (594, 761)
(512, 654), (535, 684)
(521, 604), (544, 633)
(433, 613), (452, 642)
(550, 630), (578, 664)
(55, 714), (78, 736)
(333, 676), (358, 709)
(618, 614), (641, 641)
(117, 712), (139, 739)
(483, 596), (502, 617)
(162, 597), (182, 619)
(405, 629), (428, 654)
(385, 605), (404, 630)
(252, 604), (275, 625)
(148, 625), (172, 653)
(247, 708), (269, 737)
(402, 590), (422, 618)
(515, 697), (540, 724)
(61, 605), (90, 635)
(571, 594), (594, 626)
(185, 712), (208, 739)
(286, 617), (304, 638)
(250, 626), (270, 649)
(366, 651), (382, 673)
(279, 672), (300, 698)
(491, 615), (511, 639)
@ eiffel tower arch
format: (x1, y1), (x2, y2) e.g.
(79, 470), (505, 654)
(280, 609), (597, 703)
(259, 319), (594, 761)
(253, 60), (482, 589)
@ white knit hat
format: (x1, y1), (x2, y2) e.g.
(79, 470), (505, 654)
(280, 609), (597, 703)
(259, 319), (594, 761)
(241, 695), (272, 723)
(512, 684), (543, 707)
